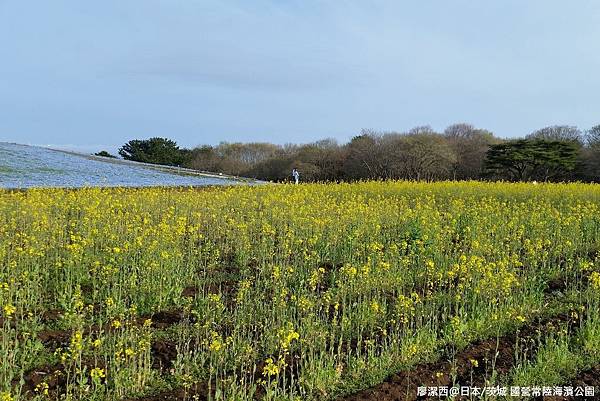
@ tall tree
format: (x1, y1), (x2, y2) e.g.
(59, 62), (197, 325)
(119, 137), (188, 166)
(586, 125), (600, 147)
(582, 125), (600, 181)
(391, 133), (457, 180)
(444, 123), (476, 139)
(342, 131), (383, 180)
(484, 139), (579, 181)
(527, 125), (583, 145)
(444, 123), (498, 180)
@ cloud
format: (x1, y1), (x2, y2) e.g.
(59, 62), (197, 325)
(2, 0), (600, 146)
(120, 51), (371, 91)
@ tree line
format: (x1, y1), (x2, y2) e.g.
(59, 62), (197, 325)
(105, 123), (600, 182)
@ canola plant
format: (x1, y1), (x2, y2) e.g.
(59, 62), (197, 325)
(1, 182), (600, 400)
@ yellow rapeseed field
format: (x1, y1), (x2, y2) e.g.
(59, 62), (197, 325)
(1, 182), (600, 400)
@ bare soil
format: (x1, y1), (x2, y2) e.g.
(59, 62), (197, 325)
(339, 312), (576, 401)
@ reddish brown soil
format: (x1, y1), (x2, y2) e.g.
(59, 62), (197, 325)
(20, 360), (107, 398)
(208, 280), (239, 309)
(37, 322), (123, 353)
(251, 354), (301, 400)
(129, 350), (301, 401)
(534, 365), (600, 401)
(21, 364), (66, 395)
(148, 310), (185, 329)
(121, 382), (211, 401)
(182, 278), (238, 306)
(571, 365), (600, 387)
(339, 313), (575, 401)
(0, 308), (64, 328)
(181, 286), (198, 298)
(41, 308), (64, 323)
(544, 277), (568, 294)
(151, 339), (178, 370)
(0, 316), (13, 328)
(37, 329), (71, 351)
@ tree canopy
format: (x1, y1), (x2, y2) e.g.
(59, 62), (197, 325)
(484, 139), (579, 181)
(118, 137), (189, 166)
(94, 150), (117, 158)
(116, 122), (600, 182)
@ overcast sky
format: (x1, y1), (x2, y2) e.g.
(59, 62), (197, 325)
(1, 0), (599, 153)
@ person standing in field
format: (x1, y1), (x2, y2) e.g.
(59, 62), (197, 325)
(292, 168), (300, 184)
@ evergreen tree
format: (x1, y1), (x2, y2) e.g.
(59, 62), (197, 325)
(484, 139), (578, 181)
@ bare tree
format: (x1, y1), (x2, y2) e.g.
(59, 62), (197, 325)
(586, 125), (600, 147)
(443, 123), (499, 180)
(527, 125), (583, 144)
(342, 130), (385, 180)
(391, 133), (457, 180)
(444, 123), (476, 139)
(408, 125), (437, 136)
(582, 125), (600, 181)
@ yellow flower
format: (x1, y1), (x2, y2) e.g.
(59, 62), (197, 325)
(35, 382), (49, 395)
(90, 367), (105, 380)
(111, 319), (122, 329)
(1, 391), (14, 401)
(589, 272), (600, 291)
(263, 357), (279, 376)
(278, 325), (300, 351)
(3, 304), (16, 318)
(138, 339), (151, 349)
(262, 355), (287, 377)
(209, 338), (222, 352)
(70, 331), (84, 351)
(209, 331), (224, 352)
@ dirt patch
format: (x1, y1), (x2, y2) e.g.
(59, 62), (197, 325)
(571, 365), (600, 387)
(80, 283), (94, 296)
(454, 313), (575, 387)
(21, 360), (107, 397)
(147, 309), (185, 329)
(208, 280), (239, 308)
(206, 280), (237, 295)
(534, 365), (600, 401)
(122, 382), (211, 401)
(339, 313), (576, 401)
(133, 350), (301, 401)
(41, 308), (64, 323)
(37, 329), (71, 351)
(182, 280), (238, 308)
(0, 316), (15, 328)
(151, 339), (178, 370)
(1, 308), (64, 328)
(544, 277), (568, 294)
(181, 286), (198, 298)
(21, 364), (66, 395)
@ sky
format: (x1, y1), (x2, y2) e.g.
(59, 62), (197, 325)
(1, 0), (599, 153)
